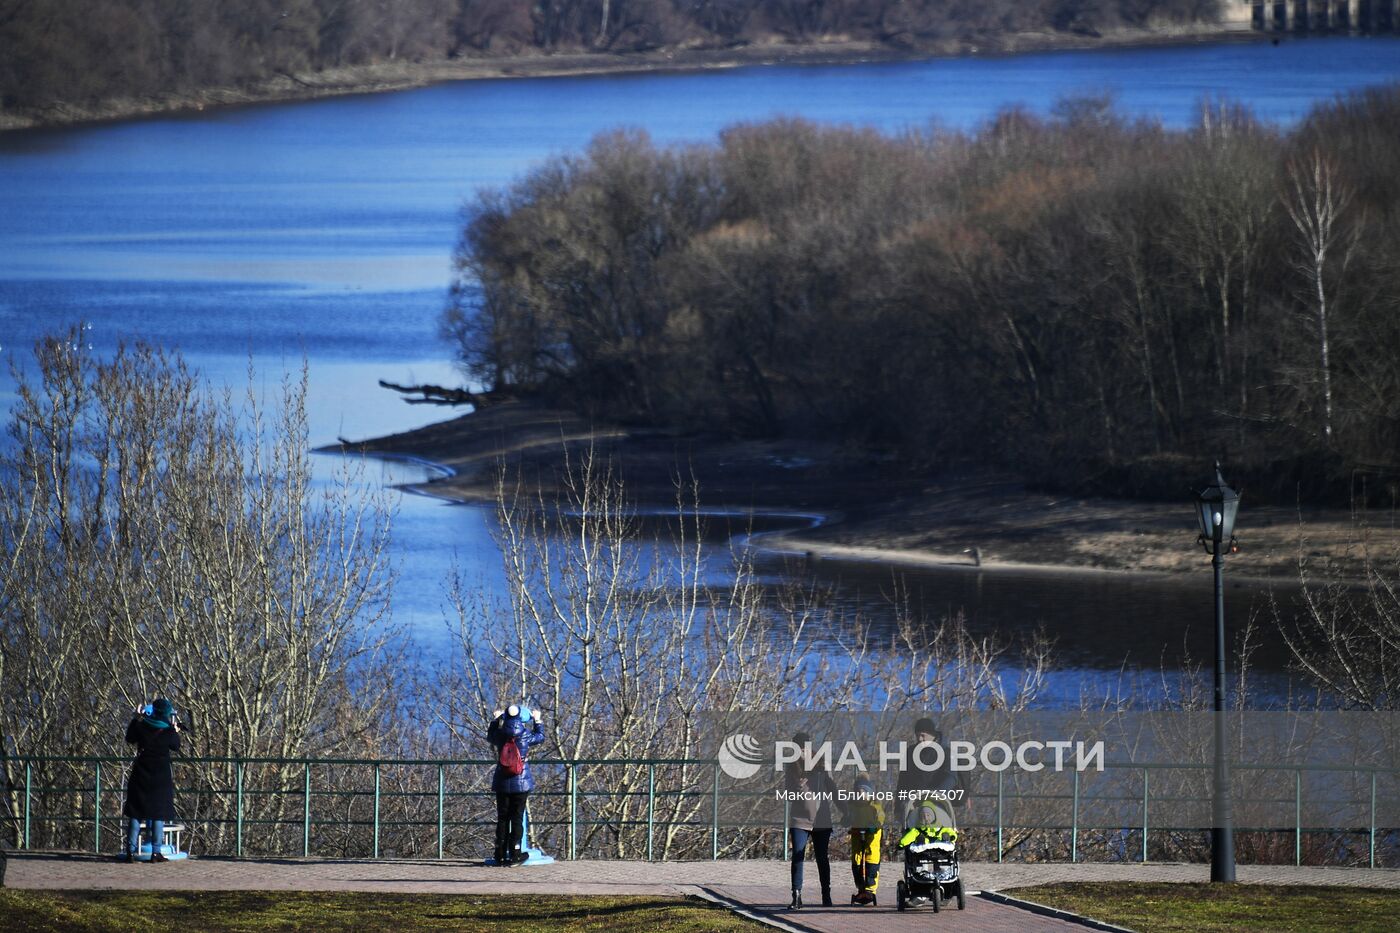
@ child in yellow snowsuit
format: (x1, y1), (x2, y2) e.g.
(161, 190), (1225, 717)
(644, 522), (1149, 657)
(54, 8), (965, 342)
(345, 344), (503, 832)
(846, 773), (884, 905)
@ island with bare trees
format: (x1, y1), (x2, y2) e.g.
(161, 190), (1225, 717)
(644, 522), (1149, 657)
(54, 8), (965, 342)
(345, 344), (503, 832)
(345, 83), (1399, 583)
(442, 86), (1400, 505)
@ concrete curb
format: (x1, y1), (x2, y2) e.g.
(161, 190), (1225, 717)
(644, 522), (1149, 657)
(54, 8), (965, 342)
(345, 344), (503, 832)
(979, 891), (1139, 932)
(693, 887), (812, 933)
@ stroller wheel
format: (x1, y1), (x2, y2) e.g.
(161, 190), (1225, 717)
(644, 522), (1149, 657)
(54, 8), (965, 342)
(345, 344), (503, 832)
(896, 881), (907, 912)
(931, 885), (941, 912)
(955, 877), (966, 910)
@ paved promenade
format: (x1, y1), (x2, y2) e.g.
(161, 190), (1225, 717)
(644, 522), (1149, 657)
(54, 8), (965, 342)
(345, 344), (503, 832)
(7, 853), (1398, 932)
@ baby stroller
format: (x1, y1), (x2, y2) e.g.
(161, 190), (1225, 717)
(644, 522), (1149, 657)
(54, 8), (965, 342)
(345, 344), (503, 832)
(895, 803), (966, 912)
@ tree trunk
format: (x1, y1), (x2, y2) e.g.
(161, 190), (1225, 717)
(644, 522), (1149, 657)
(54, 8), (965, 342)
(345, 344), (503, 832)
(1285, 151), (1355, 445)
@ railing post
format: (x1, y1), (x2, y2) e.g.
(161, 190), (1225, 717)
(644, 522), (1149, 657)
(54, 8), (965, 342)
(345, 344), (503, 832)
(373, 763), (381, 859)
(568, 763), (577, 861)
(437, 764), (445, 861)
(1295, 769), (1302, 867)
(1141, 769), (1149, 864)
(996, 770), (1004, 863)
(235, 761), (244, 857)
(1370, 771), (1377, 870)
(646, 763), (655, 862)
(303, 762), (311, 858)
(23, 762), (31, 849)
(94, 761), (101, 854)
(1071, 769), (1079, 863)
(783, 798), (790, 861)
(711, 764), (719, 861)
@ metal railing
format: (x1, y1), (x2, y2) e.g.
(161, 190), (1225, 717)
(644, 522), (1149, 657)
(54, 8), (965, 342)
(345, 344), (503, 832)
(3, 755), (1396, 867)
(985, 761), (1398, 869)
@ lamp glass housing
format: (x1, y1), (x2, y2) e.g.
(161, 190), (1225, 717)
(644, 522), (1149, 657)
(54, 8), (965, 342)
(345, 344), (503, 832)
(1193, 463), (1240, 552)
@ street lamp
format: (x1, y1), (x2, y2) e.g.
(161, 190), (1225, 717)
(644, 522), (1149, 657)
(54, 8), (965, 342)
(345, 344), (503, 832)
(1193, 461), (1238, 883)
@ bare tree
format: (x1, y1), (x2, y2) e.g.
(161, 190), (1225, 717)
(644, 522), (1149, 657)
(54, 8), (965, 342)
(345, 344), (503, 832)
(434, 444), (1052, 858)
(1170, 102), (1275, 410)
(0, 334), (398, 852)
(1279, 528), (1400, 710)
(1284, 150), (1358, 444)
(437, 448), (808, 857)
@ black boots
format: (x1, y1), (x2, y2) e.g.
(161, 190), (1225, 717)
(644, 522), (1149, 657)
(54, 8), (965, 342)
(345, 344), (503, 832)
(789, 887), (833, 908)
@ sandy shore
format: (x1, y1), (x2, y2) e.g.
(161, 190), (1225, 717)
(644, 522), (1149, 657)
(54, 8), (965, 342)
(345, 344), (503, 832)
(0, 27), (1260, 132)
(331, 400), (1397, 584)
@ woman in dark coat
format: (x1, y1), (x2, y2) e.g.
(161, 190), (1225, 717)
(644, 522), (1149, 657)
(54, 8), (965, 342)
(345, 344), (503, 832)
(122, 697), (180, 862)
(785, 731), (835, 910)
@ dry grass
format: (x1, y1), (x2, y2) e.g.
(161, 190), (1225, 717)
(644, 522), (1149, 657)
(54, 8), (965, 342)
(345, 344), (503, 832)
(1015, 881), (1400, 933)
(0, 891), (762, 933)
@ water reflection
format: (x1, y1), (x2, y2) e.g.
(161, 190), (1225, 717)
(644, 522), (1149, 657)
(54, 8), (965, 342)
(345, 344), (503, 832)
(398, 495), (1308, 703)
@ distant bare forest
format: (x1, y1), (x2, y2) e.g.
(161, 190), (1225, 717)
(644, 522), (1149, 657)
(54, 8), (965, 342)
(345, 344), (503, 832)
(446, 86), (1400, 502)
(0, 0), (1219, 111)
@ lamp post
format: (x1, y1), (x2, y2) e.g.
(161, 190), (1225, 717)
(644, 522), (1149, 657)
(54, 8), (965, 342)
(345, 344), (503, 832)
(1193, 461), (1239, 883)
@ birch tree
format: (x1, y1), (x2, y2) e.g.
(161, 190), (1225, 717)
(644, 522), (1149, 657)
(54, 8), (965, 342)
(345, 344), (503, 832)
(1284, 150), (1358, 444)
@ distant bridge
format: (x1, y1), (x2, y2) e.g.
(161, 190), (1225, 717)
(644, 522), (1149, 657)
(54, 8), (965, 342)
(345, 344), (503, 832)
(1238, 0), (1399, 31)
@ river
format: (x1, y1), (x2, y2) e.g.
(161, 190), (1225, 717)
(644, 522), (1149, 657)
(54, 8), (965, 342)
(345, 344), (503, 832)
(2, 36), (1397, 698)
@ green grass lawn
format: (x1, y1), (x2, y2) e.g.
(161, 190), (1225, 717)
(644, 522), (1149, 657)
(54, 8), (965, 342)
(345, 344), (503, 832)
(1014, 882), (1400, 933)
(0, 891), (763, 933)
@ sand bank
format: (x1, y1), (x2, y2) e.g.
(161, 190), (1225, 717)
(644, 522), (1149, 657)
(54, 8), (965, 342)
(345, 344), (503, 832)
(330, 400), (1393, 584)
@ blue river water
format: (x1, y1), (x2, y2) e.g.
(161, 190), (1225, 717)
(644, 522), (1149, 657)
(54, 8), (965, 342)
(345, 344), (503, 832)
(1, 36), (1396, 692)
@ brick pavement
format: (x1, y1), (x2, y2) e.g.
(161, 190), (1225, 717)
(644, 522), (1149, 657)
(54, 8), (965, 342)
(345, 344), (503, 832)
(699, 883), (1097, 933)
(7, 853), (1397, 932)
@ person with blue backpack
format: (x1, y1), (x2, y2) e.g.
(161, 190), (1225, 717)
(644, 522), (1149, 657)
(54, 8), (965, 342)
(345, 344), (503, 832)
(487, 703), (546, 866)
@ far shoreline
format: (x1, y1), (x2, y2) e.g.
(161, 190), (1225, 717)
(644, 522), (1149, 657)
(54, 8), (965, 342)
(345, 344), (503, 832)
(0, 26), (1268, 134)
